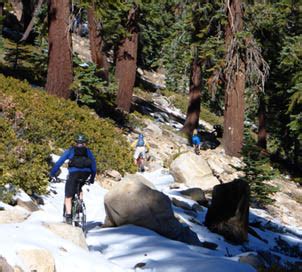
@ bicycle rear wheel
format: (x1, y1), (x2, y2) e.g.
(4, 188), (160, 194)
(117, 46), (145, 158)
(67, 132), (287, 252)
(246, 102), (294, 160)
(72, 199), (86, 231)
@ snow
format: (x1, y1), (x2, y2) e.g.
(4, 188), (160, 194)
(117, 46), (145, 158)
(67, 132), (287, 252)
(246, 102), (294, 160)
(0, 165), (301, 271)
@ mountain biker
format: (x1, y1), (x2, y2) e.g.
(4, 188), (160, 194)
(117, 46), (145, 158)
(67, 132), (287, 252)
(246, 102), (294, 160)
(49, 133), (96, 224)
(131, 133), (150, 166)
(192, 129), (201, 153)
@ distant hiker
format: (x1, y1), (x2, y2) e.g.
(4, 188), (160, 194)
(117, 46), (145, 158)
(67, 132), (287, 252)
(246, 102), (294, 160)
(49, 133), (96, 224)
(131, 133), (150, 166)
(192, 129), (201, 155)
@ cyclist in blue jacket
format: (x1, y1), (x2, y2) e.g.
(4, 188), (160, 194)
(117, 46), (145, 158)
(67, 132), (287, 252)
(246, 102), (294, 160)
(50, 134), (96, 224)
(192, 129), (201, 154)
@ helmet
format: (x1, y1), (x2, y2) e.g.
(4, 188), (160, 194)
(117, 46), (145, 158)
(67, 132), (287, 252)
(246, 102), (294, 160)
(74, 133), (88, 144)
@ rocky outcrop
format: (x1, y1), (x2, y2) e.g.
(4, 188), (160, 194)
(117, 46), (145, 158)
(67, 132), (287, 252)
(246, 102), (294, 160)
(17, 249), (55, 272)
(205, 179), (250, 244)
(43, 223), (88, 250)
(104, 178), (205, 247)
(170, 152), (220, 190)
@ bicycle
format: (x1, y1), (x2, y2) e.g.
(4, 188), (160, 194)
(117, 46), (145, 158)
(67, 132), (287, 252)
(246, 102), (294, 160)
(136, 152), (145, 172)
(63, 178), (89, 231)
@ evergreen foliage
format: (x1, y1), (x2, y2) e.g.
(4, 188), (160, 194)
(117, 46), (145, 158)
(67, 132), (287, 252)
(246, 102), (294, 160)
(0, 75), (136, 198)
(241, 132), (279, 206)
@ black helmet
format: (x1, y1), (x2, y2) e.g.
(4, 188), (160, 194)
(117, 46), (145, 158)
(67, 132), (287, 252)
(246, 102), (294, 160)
(74, 133), (88, 144)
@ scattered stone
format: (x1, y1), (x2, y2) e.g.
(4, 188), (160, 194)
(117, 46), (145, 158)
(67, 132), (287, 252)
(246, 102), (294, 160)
(105, 170), (122, 181)
(179, 188), (208, 207)
(17, 249), (55, 272)
(43, 223), (88, 250)
(0, 209), (29, 224)
(239, 252), (266, 270)
(16, 199), (39, 212)
(134, 262), (146, 269)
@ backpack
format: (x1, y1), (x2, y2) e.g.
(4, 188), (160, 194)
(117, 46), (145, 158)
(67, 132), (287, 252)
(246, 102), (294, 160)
(69, 146), (92, 168)
(136, 137), (145, 147)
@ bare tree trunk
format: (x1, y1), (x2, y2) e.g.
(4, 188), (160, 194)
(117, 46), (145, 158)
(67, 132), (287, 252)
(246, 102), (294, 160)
(115, 6), (138, 112)
(0, 1), (3, 49)
(19, 0), (44, 42)
(21, 0), (35, 31)
(257, 94), (267, 149)
(87, 3), (109, 81)
(223, 0), (245, 157)
(182, 57), (201, 134)
(46, 0), (73, 99)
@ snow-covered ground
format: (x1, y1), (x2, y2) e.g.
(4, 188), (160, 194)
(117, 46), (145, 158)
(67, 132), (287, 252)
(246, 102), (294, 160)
(0, 166), (301, 272)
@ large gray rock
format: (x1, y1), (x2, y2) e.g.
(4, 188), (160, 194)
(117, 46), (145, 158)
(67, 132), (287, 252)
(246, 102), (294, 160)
(17, 249), (55, 272)
(205, 179), (250, 244)
(170, 152), (220, 190)
(104, 179), (204, 247)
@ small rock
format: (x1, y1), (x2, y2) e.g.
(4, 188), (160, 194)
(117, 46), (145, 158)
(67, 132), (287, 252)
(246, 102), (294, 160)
(17, 249), (55, 272)
(239, 252), (266, 270)
(16, 199), (39, 212)
(105, 170), (122, 181)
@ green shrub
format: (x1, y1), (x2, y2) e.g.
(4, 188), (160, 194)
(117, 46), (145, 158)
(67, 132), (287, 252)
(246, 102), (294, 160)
(0, 75), (136, 198)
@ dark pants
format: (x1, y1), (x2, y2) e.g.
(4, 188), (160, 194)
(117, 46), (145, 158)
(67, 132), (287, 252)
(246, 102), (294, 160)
(65, 172), (90, 198)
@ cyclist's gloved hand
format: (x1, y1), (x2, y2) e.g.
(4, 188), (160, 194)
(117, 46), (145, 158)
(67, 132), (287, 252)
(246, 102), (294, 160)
(50, 176), (58, 183)
(89, 177), (95, 185)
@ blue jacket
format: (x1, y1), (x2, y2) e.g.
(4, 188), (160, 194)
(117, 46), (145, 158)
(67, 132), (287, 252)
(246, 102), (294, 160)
(50, 147), (97, 180)
(192, 135), (201, 145)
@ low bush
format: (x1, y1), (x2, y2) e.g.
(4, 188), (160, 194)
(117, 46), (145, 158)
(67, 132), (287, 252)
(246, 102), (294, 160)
(0, 75), (136, 198)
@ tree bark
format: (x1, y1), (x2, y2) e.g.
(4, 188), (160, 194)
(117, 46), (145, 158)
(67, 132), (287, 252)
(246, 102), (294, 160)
(46, 0), (73, 99)
(87, 4), (109, 81)
(223, 61), (245, 156)
(223, 0), (245, 157)
(182, 57), (201, 134)
(115, 6), (138, 112)
(257, 94), (267, 149)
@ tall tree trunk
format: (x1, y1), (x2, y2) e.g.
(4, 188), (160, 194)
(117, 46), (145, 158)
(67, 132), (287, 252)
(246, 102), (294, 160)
(182, 56), (201, 134)
(46, 0), (73, 99)
(0, 1), (3, 51)
(257, 94), (267, 149)
(115, 6), (138, 112)
(223, 0), (245, 157)
(87, 3), (109, 81)
(21, 0), (35, 31)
